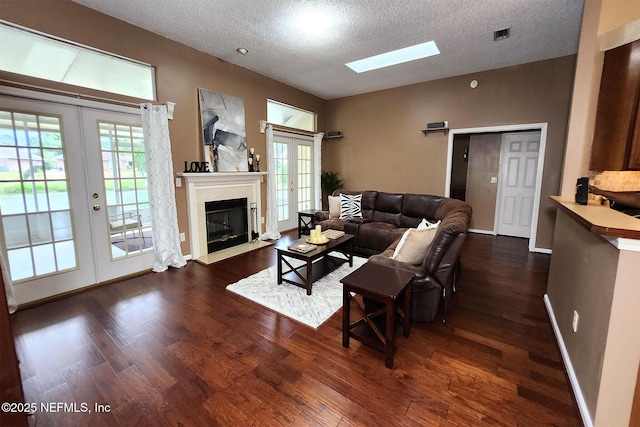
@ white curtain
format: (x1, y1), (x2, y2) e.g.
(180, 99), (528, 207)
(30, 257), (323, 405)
(260, 124), (281, 240)
(313, 132), (324, 210)
(140, 104), (187, 272)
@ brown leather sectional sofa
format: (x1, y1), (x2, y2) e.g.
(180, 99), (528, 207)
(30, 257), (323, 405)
(314, 190), (472, 323)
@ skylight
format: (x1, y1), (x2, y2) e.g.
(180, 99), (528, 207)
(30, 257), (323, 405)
(346, 41), (440, 73)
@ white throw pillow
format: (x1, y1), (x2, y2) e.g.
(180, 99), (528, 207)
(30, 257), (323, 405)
(417, 218), (440, 229)
(328, 195), (341, 218)
(339, 193), (363, 219)
(391, 225), (439, 265)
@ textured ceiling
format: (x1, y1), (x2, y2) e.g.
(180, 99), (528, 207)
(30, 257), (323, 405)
(71, 0), (584, 100)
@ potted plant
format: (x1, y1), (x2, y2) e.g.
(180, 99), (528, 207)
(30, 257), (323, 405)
(321, 170), (345, 209)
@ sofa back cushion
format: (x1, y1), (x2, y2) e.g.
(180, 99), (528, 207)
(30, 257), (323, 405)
(399, 193), (442, 228)
(372, 192), (404, 226)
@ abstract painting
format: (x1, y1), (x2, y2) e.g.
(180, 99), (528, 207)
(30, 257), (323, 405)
(198, 88), (248, 172)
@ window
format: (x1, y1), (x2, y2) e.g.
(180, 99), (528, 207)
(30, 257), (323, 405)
(0, 22), (156, 100)
(267, 100), (316, 132)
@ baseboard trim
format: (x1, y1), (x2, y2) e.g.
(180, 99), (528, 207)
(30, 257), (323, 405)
(544, 294), (593, 427)
(534, 247), (552, 254)
(468, 228), (496, 235)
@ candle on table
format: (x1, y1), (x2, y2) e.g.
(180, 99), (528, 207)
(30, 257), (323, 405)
(248, 158), (253, 164)
(255, 154), (260, 161)
(250, 147), (255, 154)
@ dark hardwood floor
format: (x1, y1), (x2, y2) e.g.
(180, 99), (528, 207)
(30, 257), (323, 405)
(11, 231), (581, 426)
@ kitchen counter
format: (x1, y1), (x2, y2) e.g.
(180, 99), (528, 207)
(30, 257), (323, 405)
(551, 196), (640, 241)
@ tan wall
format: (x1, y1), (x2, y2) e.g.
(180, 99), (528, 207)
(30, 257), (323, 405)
(595, 247), (640, 426)
(547, 208), (640, 426)
(466, 133), (501, 231)
(0, 0), (327, 255)
(598, 0), (640, 34)
(546, 210), (618, 420)
(326, 56), (576, 249)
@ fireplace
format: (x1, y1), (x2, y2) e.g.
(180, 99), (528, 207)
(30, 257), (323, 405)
(178, 171), (267, 262)
(205, 198), (248, 253)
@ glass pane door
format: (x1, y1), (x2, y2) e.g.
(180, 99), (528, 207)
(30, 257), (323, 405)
(273, 139), (290, 228)
(273, 131), (314, 231)
(0, 110), (75, 281)
(0, 96), (96, 304)
(98, 121), (151, 258)
(297, 143), (313, 211)
(0, 95), (157, 305)
(82, 108), (155, 283)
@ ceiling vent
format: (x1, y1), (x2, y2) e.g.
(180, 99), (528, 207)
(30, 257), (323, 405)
(493, 27), (510, 41)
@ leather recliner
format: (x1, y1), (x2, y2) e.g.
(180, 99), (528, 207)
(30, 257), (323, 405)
(314, 190), (472, 322)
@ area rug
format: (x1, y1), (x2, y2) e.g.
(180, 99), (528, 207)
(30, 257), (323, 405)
(226, 254), (367, 328)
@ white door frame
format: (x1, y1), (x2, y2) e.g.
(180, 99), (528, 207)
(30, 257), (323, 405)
(0, 85), (153, 305)
(273, 130), (315, 232)
(444, 123), (548, 253)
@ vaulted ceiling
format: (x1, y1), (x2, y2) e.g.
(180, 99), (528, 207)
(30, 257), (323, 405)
(71, 0), (584, 100)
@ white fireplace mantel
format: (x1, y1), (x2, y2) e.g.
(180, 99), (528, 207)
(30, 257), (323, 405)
(178, 172), (267, 260)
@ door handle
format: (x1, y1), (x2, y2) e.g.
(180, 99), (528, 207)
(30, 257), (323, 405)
(93, 205), (101, 211)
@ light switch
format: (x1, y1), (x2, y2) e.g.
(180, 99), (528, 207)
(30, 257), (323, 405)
(175, 177), (182, 187)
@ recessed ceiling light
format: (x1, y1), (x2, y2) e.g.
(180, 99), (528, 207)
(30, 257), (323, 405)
(236, 47), (248, 55)
(346, 41), (440, 73)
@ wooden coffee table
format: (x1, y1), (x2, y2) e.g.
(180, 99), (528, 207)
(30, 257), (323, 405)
(275, 234), (354, 295)
(341, 262), (415, 368)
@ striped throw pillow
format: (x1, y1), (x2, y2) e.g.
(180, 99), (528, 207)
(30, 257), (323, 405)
(339, 193), (362, 219)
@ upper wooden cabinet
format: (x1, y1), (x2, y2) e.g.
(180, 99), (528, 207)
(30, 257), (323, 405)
(590, 38), (640, 171)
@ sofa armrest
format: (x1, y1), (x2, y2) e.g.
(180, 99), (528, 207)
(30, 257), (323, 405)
(368, 252), (423, 276)
(367, 253), (443, 322)
(314, 210), (330, 221)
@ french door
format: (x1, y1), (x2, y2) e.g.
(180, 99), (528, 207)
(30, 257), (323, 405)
(272, 131), (314, 231)
(0, 95), (154, 305)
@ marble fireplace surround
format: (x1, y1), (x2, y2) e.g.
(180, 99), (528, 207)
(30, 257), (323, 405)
(178, 172), (268, 263)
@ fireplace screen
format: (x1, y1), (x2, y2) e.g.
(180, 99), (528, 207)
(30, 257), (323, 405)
(205, 198), (248, 253)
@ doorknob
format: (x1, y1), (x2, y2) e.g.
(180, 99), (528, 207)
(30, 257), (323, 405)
(92, 193), (99, 199)
(93, 205), (101, 211)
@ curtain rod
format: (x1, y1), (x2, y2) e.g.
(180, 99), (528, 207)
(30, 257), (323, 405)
(271, 124), (317, 137)
(0, 79), (160, 108)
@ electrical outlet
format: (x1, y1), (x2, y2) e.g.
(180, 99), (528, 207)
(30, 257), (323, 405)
(179, 232), (186, 242)
(572, 310), (579, 332)
(490, 176), (498, 184)
(261, 216), (265, 224)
